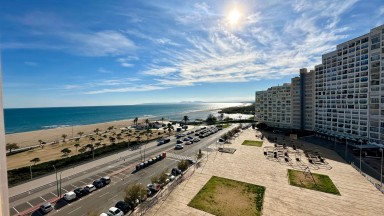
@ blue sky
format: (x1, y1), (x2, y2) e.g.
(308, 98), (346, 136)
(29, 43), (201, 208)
(1, 0), (384, 108)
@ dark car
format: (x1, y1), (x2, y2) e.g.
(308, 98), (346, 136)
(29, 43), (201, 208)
(92, 179), (104, 188)
(73, 188), (87, 198)
(100, 176), (111, 185)
(115, 200), (131, 214)
(171, 168), (182, 176)
(176, 140), (183, 144)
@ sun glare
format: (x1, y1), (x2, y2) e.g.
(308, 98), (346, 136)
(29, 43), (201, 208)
(228, 9), (241, 25)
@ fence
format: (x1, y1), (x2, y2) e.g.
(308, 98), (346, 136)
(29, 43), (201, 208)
(351, 162), (384, 194)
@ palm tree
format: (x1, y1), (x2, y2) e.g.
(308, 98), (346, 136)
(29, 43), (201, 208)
(126, 133), (132, 149)
(30, 157), (40, 165)
(94, 142), (101, 148)
(78, 131), (84, 138)
(6, 143), (19, 153)
(94, 128), (100, 135)
(161, 117), (164, 123)
(78, 147), (86, 154)
(62, 134), (67, 143)
(166, 123), (174, 136)
(61, 148), (71, 157)
(107, 126), (114, 132)
(74, 143), (80, 152)
(220, 113), (224, 121)
(89, 136), (95, 144)
(134, 117), (138, 127)
(145, 119), (150, 129)
(183, 116), (189, 125)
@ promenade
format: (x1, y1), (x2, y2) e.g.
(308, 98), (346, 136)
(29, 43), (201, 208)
(145, 128), (384, 216)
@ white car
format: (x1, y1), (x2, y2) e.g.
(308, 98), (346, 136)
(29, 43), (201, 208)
(166, 173), (176, 182)
(175, 144), (184, 150)
(185, 141), (192, 145)
(108, 207), (123, 216)
(85, 184), (96, 193)
(63, 191), (76, 201)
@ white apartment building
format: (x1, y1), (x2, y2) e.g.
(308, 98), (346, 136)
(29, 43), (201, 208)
(255, 83), (292, 129)
(314, 25), (384, 145)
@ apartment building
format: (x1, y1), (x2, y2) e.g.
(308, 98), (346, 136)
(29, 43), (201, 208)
(314, 25), (384, 145)
(255, 83), (292, 129)
(291, 68), (315, 131)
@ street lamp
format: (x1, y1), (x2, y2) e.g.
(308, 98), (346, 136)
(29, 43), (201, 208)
(380, 148), (383, 189)
(344, 136), (348, 160)
(53, 165), (59, 197)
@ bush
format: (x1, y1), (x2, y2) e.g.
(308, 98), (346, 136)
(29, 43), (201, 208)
(177, 160), (190, 172)
(124, 184), (147, 204)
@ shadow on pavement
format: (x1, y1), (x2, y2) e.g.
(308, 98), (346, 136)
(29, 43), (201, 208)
(30, 209), (44, 216)
(54, 198), (68, 209)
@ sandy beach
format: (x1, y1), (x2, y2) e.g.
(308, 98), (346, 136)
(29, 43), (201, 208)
(5, 118), (150, 148)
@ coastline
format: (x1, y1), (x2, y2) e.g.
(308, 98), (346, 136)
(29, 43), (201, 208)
(5, 108), (224, 148)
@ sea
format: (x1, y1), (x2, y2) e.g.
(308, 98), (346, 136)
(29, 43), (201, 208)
(4, 103), (250, 134)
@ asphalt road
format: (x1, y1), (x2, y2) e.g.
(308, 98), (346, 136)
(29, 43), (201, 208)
(13, 125), (235, 216)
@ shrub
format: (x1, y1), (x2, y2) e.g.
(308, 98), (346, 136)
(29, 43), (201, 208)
(177, 160), (190, 172)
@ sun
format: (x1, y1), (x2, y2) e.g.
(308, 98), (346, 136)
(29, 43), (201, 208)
(228, 9), (241, 25)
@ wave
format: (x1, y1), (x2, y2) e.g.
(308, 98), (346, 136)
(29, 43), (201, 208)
(41, 125), (71, 129)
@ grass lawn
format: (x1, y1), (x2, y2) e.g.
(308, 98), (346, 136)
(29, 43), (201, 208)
(188, 176), (265, 216)
(222, 124), (231, 128)
(287, 169), (340, 195)
(242, 140), (263, 147)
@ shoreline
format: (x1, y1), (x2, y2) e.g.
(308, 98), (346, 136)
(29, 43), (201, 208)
(5, 103), (249, 148)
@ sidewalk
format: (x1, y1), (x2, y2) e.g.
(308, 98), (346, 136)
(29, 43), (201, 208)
(145, 128), (384, 216)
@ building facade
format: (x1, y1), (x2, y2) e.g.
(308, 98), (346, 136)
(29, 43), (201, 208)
(315, 25), (384, 145)
(255, 83), (292, 129)
(255, 24), (383, 145)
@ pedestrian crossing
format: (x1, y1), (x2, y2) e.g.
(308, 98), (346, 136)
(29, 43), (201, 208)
(166, 152), (194, 161)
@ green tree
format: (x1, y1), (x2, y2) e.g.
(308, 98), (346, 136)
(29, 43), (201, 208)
(107, 126), (114, 131)
(177, 159), (190, 172)
(145, 119), (150, 129)
(206, 114), (217, 125)
(78, 147), (86, 154)
(61, 134), (67, 142)
(30, 157), (40, 165)
(124, 184), (147, 204)
(134, 117), (138, 127)
(161, 117), (164, 123)
(183, 115), (189, 125)
(77, 131), (84, 138)
(6, 143), (19, 153)
(74, 143), (80, 152)
(219, 113), (224, 121)
(61, 148), (71, 157)
(94, 128), (100, 135)
(94, 142), (101, 148)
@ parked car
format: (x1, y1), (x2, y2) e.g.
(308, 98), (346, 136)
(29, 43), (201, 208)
(115, 201), (131, 214)
(100, 176), (111, 185)
(40, 202), (53, 214)
(193, 138), (200, 142)
(166, 173), (175, 182)
(147, 183), (161, 192)
(85, 184), (96, 193)
(63, 191), (77, 202)
(185, 141), (192, 145)
(187, 159), (196, 165)
(93, 179), (104, 188)
(108, 207), (124, 216)
(176, 139), (183, 144)
(171, 168), (182, 176)
(74, 187), (87, 198)
(183, 137), (190, 141)
(175, 144), (184, 150)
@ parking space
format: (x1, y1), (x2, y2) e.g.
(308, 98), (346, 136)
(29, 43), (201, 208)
(104, 169), (114, 174)
(41, 192), (56, 201)
(9, 207), (18, 216)
(72, 181), (84, 188)
(14, 202), (32, 213)
(62, 184), (76, 192)
(28, 197), (45, 206)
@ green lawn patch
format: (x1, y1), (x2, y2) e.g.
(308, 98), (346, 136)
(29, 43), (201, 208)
(287, 169), (340, 195)
(242, 140), (263, 147)
(222, 124), (230, 128)
(188, 176), (265, 216)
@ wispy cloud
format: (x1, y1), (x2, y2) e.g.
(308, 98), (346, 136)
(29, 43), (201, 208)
(84, 85), (168, 94)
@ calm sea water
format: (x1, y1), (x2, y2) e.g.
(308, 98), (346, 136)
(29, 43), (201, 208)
(4, 103), (246, 134)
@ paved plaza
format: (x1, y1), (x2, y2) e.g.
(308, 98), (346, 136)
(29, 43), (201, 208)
(145, 128), (384, 216)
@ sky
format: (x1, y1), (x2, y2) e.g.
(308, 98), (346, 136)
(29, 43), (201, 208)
(1, 0), (384, 108)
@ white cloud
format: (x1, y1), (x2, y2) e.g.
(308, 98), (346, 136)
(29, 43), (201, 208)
(84, 85), (168, 94)
(98, 67), (113, 74)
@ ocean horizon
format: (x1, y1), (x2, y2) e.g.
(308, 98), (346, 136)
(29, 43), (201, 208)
(4, 103), (248, 134)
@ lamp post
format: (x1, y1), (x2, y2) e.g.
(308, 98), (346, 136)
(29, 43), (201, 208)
(380, 148), (383, 189)
(359, 139), (363, 171)
(53, 165), (59, 197)
(344, 136), (348, 160)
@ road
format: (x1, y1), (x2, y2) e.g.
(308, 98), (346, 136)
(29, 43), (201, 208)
(10, 125), (234, 216)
